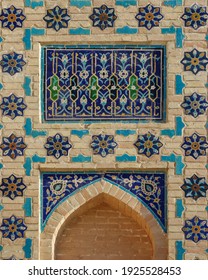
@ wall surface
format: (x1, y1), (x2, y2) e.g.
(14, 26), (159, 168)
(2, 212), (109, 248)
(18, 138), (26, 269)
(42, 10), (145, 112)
(0, 0), (207, 260)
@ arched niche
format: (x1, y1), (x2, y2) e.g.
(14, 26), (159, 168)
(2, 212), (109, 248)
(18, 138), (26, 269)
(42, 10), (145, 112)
(40, 181), (167, 260)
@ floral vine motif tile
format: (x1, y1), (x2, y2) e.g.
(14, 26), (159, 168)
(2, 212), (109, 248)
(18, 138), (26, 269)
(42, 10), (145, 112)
(180, 174), (208, 201)
(0, 215), (27, 241)
(0, 174), (27, 200)
(181, 4), (208, 30)
(180, 49), (208, 75)
(134, 132), (163, 158)
(0, 52), (26, 76)
(181, 92), (208, 118)
(43, 6), (70, 32)
(44, 133), (72, 159)
(181, 133), (208, 159)
(0, 93), (27, 119)
(89, 5), (117, 30)
(43, 46), (165, 121)
(91, 134), (118, 157)
(0, 134), (27, 159)
(182, 216), (207, 243)
(0, 5), (26, 31)
(135, 4), (164, 30)
(41, 172), (166, 232)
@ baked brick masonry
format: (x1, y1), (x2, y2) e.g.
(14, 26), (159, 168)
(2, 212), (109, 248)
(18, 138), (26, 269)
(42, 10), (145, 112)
(0, 0), (207, 260)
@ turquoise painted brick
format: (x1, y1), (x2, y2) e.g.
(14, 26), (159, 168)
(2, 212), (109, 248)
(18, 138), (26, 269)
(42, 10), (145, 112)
(32, 154), (46, 163)
(25, 0), (43, 9)
(116, 130), (136, 137)
(176, 199), (184, 218)
(70, 0), (91, 8)
(23, 157), (32, 176)
(24, 118), (47, 138)
(0, 163), (3, 169)
(22, 76), (31, 96)
(71, 154), (92, 163)
(0, 245), (3, 252)
(175, 241), (185, 260)
(0, 37), (3, 43)
(116, 26), (138, 34)
(164, 0), (182, 7)
(116, 154), (137, 162)
(176, 28), (185, 48)
(69, 28), (91, 35)
(161, 116), (185, 137)
(116, 0), (137, 7)
(23, 198), (32, 217)
(0, 124), (3, 130)
(0, 204), (4, 211)
(23, 28), (45, 50)
(161, 26), (176, 34)
(22, 238), (32, 259)
(71, 130), (89, 138)
(175, 75), (185, 95)
(0, 83), (3, 91)
(161, 153), (185, 175)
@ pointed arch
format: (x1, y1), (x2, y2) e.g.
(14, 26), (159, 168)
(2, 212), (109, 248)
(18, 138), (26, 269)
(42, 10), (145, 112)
(40, 180), (167, 260)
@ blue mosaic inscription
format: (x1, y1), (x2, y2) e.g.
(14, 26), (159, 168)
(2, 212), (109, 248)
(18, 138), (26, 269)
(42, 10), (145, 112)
(42, 45), (166, 122)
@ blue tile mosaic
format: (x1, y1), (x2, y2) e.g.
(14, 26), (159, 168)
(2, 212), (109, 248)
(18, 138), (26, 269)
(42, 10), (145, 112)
(41, 172), (167, 232)
(135, 4), (164, 30)
(91, 134), (118, 157)
(182, 216), (208, 243)
(0, 52), (26, 76)
(181, 49), (208, 75)
(0, 93), (27, 120)
(0, 5), (26, 31)
(180, 174), (208, 201)
(43, 6), (70, 32)
(42, 45), (166, 122)
(181, 4), (208, 30)
(0, 215), (27, 241)
(0, 133), (27, 159)
(134, 132), (163, 158)
(0, 174), (27, 200)
(44, 133), (72, 159)
(89, 5), (117, 30)
(181, 92), (208, 118)
(181, 133), (208, 159)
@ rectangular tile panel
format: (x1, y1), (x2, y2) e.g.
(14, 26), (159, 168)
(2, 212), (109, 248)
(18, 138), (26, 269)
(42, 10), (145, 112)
(42, 45), (166, 122)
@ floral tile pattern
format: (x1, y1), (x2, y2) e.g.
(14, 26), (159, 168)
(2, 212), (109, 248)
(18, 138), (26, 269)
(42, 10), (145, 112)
(135, 4), (164, 30)
(0, 5), (26, 31)
(180, 174), (208, 200)
(0, 215), (27, 241)
(0, 93), (27, 119)
(181, 92), (208, 118)
(182, 216), (208, 243)
(43, 6), (71, 32)
(181, 133), (208, 159)
(134, 132), (163, 158)
(0, 52), (26, 76)
(89, 5), (117, 30)
(180, 49), (208, 75)
(44, 133), (72, 159)
(41, 172), (166, 232)
(0, 134), (27, 159)
(43, 46), (165, 122)
(91, 134), (118, 157)
(181, 4), (208, 30)
(0, 174), (27, 200)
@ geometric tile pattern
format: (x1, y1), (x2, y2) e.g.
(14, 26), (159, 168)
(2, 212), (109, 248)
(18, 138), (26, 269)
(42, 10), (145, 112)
(181, 4), (208, 30)
(41, 172), (166, 232)
(42, 45), (166, 122)
(89, 5), (117, 30)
